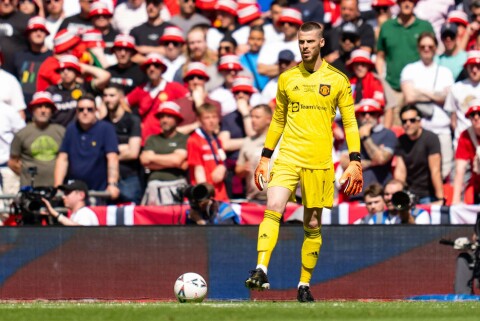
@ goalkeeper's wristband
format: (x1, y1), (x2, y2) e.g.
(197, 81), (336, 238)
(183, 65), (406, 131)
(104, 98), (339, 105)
(349, 152), (361, 162)
(261, 148), (274, 159)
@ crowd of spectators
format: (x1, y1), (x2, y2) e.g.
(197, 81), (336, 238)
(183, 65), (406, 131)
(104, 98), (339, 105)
(0, 0), (480, 225)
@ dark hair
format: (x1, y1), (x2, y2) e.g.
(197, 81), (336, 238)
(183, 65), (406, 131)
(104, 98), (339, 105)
(417, 31), (438, 47)
(250, 25), (265, 34)
(364, 183), (384, 199)
(399, 104), (422, 119)
(104, 83), (125, 95)
(252, 104), (273, 116)
(299, 22), (324, 38)
(219, 35), (238, 49)
(77, 93), (97, 107)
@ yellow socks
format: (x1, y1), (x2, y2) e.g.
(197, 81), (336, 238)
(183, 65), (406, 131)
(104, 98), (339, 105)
(299, 226), (322, 284)
(256, 210), (282, 270)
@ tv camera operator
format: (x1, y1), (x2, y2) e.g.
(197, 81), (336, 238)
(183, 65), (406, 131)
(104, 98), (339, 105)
(182, 183), (240, 225)
(441, 214), (480, 295)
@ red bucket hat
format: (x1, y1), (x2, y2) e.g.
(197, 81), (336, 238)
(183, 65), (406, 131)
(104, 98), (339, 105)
(159, 26), (185, 44)
(237, 5), (261, 25)
(215, 0), (238, 16)
(183, 62), (210, 81)
(231, 76), (257, 94)
(112, 34), (136, 51)
(355, 99), (383, 115)
(28, 91), (57, 112)
(88, 1), (113, 19)
(82, 29), (105, 48)
(54, 29), (81, 55)
(156, 101), (184, 121)
(465, 99), (480, 118)
(56, 55), (82, 74)
(141, 53), (168, 73)
(218, 54), (243, 71)
(277, 8), (303, 26)
(346, 49), (374, 69)
(26, 16), (50, 35)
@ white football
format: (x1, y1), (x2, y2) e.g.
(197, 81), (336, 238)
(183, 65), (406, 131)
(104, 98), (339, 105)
(174, 272), (208, 303)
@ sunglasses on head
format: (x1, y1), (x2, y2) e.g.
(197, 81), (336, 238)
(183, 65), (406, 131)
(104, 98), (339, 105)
(77, 107), (95, 113)
(401, 117), (420, 125)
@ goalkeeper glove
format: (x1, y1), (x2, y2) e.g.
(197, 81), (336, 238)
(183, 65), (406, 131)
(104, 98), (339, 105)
(254, 156), (270, 191)
(339, 158), (363, 196)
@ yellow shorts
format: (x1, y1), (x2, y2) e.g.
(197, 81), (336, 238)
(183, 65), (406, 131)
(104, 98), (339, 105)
(268, 161), (335, 208)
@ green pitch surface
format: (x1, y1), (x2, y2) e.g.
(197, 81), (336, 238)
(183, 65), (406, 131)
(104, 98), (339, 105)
(1, 301), (479, 321)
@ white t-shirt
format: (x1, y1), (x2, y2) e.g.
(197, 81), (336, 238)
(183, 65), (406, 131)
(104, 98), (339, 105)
(209, 87), (263, 116)
(257, 40), (301, 65)
(232, 23), (285, 46)
(260, 77), (278, 104)
(113, 2), (148, 35)
(70, 207), (99, 226)
(0, 103), (26, 164)
(162, 56), (186, 82)
(444, 79), (480, 146)
(0, 70), (26, 112)
(400, 61), (454, 134)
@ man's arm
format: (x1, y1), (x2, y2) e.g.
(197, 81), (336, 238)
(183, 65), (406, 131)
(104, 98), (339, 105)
(7, 155), (21, 176)
(140, 149), (187, 170)
(362, 137), (394, 166)
(452, 159), (469, 204)
(375, 51), (386, 78)
(428, 153), (444, 204)
(218, 131), (245, 152)
(54, 152), (69, 187)
(257, 63), (279, 78)
(393, 155), (407, 182)
(118, 137), (142, 161)
(193, 165), (207, 183)
(80, 63), (111, 91)
(106, 152), (120, 199)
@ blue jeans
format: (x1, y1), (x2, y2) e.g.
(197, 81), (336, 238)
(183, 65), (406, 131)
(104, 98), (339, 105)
(118, 175), (143, 204)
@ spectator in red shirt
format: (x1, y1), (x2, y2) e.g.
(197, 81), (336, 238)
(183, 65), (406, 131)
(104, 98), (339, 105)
(347, 48), (385, 106)
(36, 28), (81, 91)
(187, 103), (229, 202)
(126, 52), (188, 143)
(452, 99), (480, 204)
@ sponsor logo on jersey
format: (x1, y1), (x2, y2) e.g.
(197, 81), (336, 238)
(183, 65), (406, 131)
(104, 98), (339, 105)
(291, 102), (300, 112)
(319, 84), (330, 96)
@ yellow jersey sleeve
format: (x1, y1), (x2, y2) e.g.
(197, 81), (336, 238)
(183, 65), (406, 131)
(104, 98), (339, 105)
(337, 74), (360, 154)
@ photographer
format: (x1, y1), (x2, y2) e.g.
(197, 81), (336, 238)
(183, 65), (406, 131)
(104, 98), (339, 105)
(380, 179), (431, 224)
(185, 183), (240, 225)
(42, 180), (99, 226)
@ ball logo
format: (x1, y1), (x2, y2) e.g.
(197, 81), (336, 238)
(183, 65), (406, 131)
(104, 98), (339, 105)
(319, 84), (330, 97)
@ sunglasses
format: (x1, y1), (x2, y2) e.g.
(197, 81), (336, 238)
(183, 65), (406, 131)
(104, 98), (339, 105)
(183, 0), (195, 3)
(185, 75), (207, 81)
(234, 90), (252, 95)
(472, 13), (480, 20)
(147, 63), (164, 69)
(163, 41), (181, 47)
(401, 117), (420, 125)
(45, 0), (61, 3)
(341, 35), (358, 42)
(358, 111), (379, 116)
(77, 107), (95, 113)
(419, 44), (435, 50)
(219, 46), (233, 53)
(469, 111), (480, 118)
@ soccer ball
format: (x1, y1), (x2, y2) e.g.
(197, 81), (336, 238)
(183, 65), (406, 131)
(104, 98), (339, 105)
(174, 272), (208, 303)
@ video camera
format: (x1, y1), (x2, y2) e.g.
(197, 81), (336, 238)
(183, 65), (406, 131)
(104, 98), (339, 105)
(391, 190), (416, 211)
(10, 167), (58, 225)
(178, 183), (218, 223)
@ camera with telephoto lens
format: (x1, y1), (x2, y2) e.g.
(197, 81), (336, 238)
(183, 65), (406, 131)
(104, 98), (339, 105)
(178, 183), (218, 222)
(391, 190), (416, 211)
(10, 167), (58, 225)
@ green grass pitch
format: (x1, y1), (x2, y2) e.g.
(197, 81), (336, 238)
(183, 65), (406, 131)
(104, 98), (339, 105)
(0, 301), (479, 321)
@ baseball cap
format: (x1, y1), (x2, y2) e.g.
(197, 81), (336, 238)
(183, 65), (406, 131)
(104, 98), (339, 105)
(340, 22), (360, 37)
(278, 49), (295, 62)
(58, 180), (89, 196)
(440, 23), (458, 38)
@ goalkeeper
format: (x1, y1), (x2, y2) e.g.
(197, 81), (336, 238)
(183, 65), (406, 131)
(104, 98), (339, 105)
(244, 21), (363, 302)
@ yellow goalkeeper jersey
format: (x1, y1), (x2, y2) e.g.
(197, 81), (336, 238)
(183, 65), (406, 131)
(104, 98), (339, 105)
(265, 60), (359, 169)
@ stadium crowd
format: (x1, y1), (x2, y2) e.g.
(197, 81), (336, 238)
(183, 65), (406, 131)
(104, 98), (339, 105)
(1, 0), (480, 225)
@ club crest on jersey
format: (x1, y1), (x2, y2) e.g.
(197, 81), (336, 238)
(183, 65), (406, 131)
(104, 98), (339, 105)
(319, 84), (330, 96)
